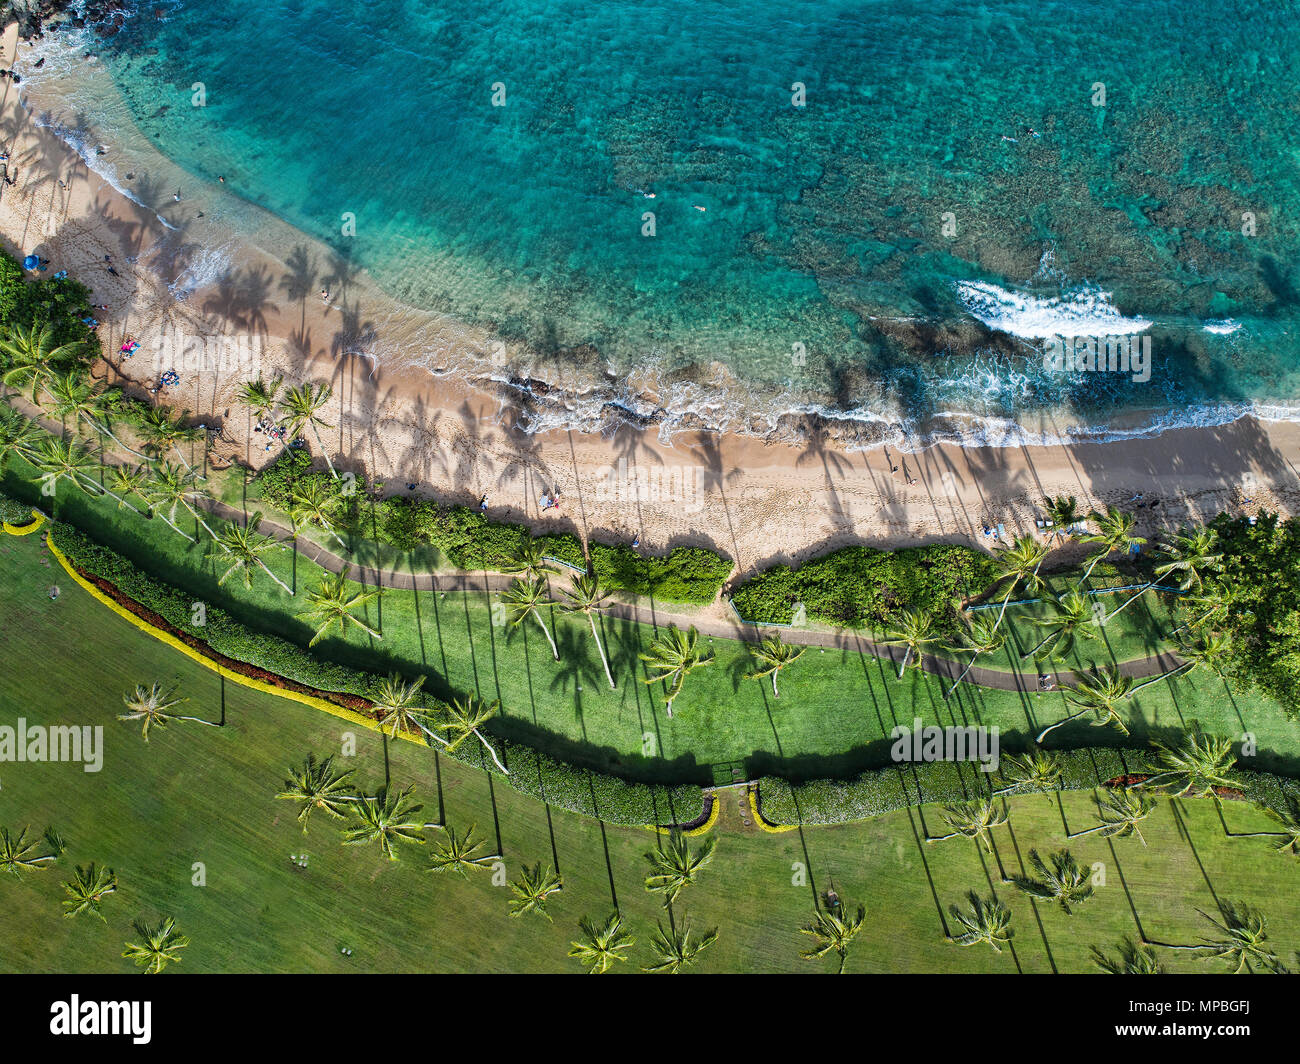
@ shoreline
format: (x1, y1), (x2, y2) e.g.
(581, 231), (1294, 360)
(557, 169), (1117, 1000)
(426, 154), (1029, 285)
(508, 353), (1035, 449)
(2, 23), (1298, 587)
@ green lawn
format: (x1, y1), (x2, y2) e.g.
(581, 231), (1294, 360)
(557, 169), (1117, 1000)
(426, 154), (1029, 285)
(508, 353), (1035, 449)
(2, 528), (1299, 973)
(5, 459), (1299, 789)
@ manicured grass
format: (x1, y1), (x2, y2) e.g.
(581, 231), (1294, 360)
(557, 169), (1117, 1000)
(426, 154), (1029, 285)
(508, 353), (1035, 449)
(3, 529), (1300, 973)
(5, 461), (1299, 790)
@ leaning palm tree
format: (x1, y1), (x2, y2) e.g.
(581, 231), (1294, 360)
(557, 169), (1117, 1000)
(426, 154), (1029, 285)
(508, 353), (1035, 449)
(134, 405), (203, 475)
(947, 891), (1013, 953)
(927, 798), (1008, 853)
(1020, 589), (1097, 661)
(297, 566), (383, 647)
(122, 917), (189, 974)
(561, 573), (617, 689)
(30, 435), (140, 515)
(990, 535), (1050, 632)
(639, 625), (714, 717)
(61, 864), (118, 920)
(1068, 787), (1157, 845)
(501, 575), (560, 660)
(569, 912), (635, 973)
(643, 917), (718, 974)
(1009, 848), (1095, 914)
(341, 785), (426, 861)
(1145, 901), (1278, 974)
(746, 633), (805, 697)
(369, 672), (437, 741)
(0, 826), (59, 877)
(0, 322), (88, 401)
(994, 749), (1063, 797)
(944, 611), (1005, 698)
(106, 463), (153, 513)
(119, 683), (218, 741)
(1231, 797), (1300, 859)
(0, 405), (42, 471)
(1154, 525), (1222, 593)
(144, 462), (222, 541)
(1036, 664), (1133, 743)
(1044, 494), (1082, 540)
(281, 381), (338, 477)
(236, 374), (282, 422)
(275, 754), (358, 833)
(207, 512), (294, 595)
(880, 608), (940, 678)
(503, 540), (558, 580)
(1135, 632), (1232, 691)
(289, 477), (348, 550)
(435, 695), (511, 775)
(508, 861), (564, 920)
(46, 369), (99, 438)
(427, 824), (500, 877)
(1142, 729), (1237, 799)
(1091, 937), (1163, 974)
(1077, 506), (1144, 587)
(799, 901), (866, 974)
(643, 830), (716, 907)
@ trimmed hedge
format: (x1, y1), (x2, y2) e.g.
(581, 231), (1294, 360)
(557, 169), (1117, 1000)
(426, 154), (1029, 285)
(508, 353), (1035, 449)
(731, 543), (997, 631)
(756, 747), (1300, 826)
(46, 519), (703, 825)
(255, 452), (733, 602)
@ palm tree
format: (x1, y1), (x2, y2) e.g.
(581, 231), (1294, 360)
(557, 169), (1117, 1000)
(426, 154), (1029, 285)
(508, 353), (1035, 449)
(106, 464), (153, 513)
(1067, 788), (1157, 845)
(1044, 494), (1082, 540)
(62, 864), (118, 920)
(143, 462), (222, 541)
(297, 566), (382, 646)
(289, 478), (348, 550)
(643, 830), (716, 906)
(1020, 589), (1097, 661)
(927, 798), (1008, 853)
(0, 405), (41, 470)
(436, 695), (510, 775)
(994, 749), (1063, 797)
(944, 612), (1005, 697)
(569, 912), (635, 973)
(1142, 729), (1237, 799)
(1091, 937), (1163, 974)
(503, 540), (558, 580)
(119, 683), (218, 741)
(368, 672), (435, 741)
(236, 374), (281, 422)
(30, 436), (140, 515)
(46, 369), (98, 437)
(275, 754), (358, 833)
(1154, 525), (1222, 593)
(0, 825), (59, 876)
(639, 625), (714, 717)
(988, 534), (1051, 634)
(1228, 797), (1300, 858)
(508, 861), (564, 920)
(281, 381), (338, 477)
(501, 575), (560, 660)
(643, 917), (718, 973)
(1145, 901), (1278, 974)
(880, 609), (940, 678)
(207, 512), (294, 595)
(746, 633), (805, 697)
(135, 405), (203, 475)
(947, 891), (1013, 953)
(1135, 632), (1232, 691)
(122, 916), (189, 974)
(0, 322), (88, 401)
(427, 824), (500, 877)
(1036, 664), (1133, 743)
(1077, 506), (1144, 587)
(341, 786), (426, 861)
(799, 901), (866, 974)
(561, 573), (617, 689)
(1009, 848), (1095, 914)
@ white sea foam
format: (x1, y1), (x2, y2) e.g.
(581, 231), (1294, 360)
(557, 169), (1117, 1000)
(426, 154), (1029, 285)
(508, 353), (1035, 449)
(1203, 318), (1242, 335)
(956, 280), (1151, 338)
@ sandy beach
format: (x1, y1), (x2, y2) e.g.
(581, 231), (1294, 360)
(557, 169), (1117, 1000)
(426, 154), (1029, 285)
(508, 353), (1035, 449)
(2, 23), (1297, 595)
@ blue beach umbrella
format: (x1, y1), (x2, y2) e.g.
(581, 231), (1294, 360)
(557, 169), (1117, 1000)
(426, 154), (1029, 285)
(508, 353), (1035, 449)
(22, 254), (39, 270)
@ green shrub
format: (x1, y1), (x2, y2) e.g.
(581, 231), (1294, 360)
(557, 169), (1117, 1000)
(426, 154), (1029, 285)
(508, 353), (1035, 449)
(589, 542), (732, 603)
(732, 543), (996, 632)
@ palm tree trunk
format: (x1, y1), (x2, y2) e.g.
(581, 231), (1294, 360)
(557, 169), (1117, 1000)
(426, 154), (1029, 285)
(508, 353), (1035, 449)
(154, 511), (198, 543)
(1035, 706), (1094, 743)
(1103, 581), (1155, 622)
(534, 609), (559, 660)
(310, 422), (338, 478)
(73, 473), (143, 516)
(473, 729), (510, 774)
(589, 614), (616, 688)
(255, 557), (295, 595)
(991, 585), (1018, 633)
(1020, 630), (1059, 661)
(1076, 549), (1108, 588)
(81, 412), (151, 462)
(897, 644), (912, 679)
(1131, 664), (1192, 693)
(945, 651), (982, 698)
(772, 670), (780, 698)
(171, 443), (199, 477)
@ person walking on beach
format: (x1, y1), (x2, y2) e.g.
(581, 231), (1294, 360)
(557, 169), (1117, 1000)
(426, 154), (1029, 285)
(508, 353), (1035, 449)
(479, 493), (489, 513)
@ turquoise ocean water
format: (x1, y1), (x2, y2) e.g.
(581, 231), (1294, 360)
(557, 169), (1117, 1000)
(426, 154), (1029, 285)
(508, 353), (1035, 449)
(18, 0), (1300, 443)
